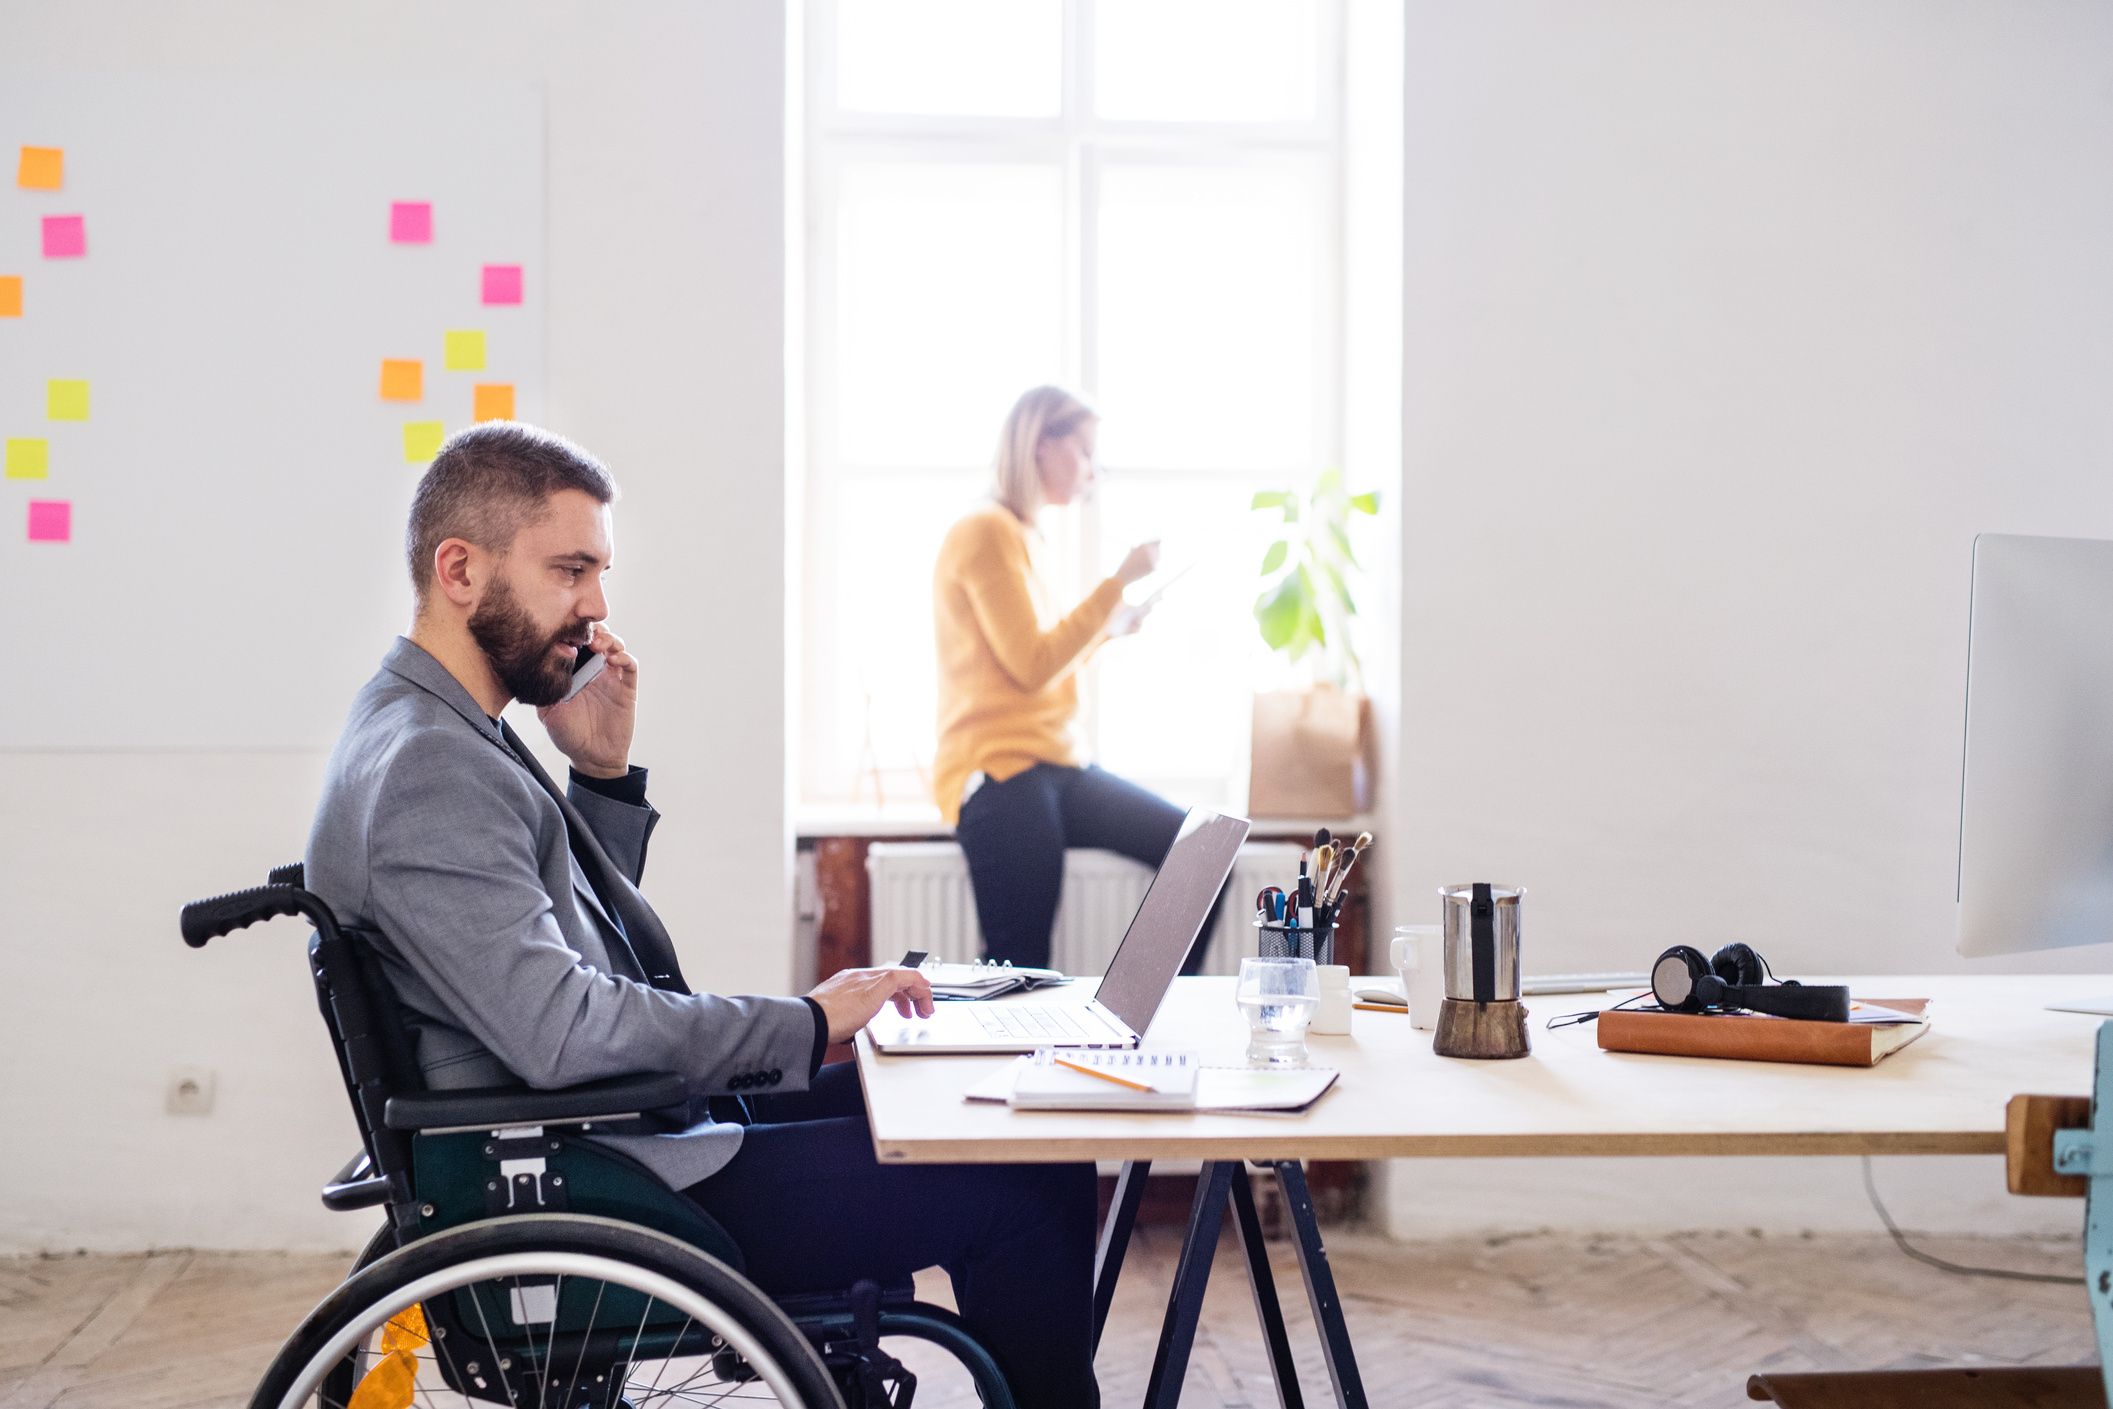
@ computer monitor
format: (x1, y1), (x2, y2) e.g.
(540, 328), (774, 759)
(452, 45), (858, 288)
(1957, 532), (2113, 962)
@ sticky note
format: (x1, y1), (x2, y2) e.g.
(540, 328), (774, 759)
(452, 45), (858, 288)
(42, 216), (85, 258)
(403, 421), (445, 462)
(47, 380), (89, 421)
(380, 359), (423, 402)
(6, 438), (49, 479)
(0, 277), (19, 317)
(481, 265), (523, 305)
(473, 383), (515, 423)
(17, 147), (62, 190)
(390, 202), (431, 243)
(444, 330), (486, 371)
(27, 500), (70, 543)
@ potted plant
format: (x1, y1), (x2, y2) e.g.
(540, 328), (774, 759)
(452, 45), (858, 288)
(1247, 469), (1378, 819)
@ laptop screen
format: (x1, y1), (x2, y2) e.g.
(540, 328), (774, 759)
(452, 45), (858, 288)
(1095, 808), (1251, 1037)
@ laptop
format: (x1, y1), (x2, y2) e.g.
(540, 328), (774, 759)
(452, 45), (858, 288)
(866, 807), (1250, 1055)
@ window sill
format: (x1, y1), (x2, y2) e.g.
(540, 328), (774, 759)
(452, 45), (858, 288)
(795, 803), (1377, 840)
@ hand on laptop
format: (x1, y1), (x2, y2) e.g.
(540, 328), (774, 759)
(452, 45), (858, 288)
(810, 965), (936, 1042)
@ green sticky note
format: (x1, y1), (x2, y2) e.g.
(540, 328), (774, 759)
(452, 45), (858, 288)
(403, 421), (445, 462)
(47, 379), (89, 421)
(443, 330), (486, 371)
(6, 437), (50, 479)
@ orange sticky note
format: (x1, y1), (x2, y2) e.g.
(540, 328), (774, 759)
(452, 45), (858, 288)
(379, 359), (423, 402)
(0, 277), (19, 317)
(472, 383), (515, 423)
(17, 147), (62, 190)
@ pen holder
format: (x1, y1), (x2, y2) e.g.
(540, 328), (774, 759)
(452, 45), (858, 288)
(1254, 917), (1337, 966)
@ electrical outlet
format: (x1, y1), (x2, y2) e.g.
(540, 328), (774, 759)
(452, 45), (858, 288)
(166, 1066), (216, 1116)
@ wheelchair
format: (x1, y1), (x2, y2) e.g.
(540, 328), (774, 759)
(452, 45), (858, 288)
(182, 866), (1018, 1409)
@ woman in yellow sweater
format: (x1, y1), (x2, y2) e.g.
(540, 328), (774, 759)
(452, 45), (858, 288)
(934, 385), (1215, 969)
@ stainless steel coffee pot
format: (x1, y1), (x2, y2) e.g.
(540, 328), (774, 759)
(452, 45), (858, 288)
(1438, 883), (1524, 1003)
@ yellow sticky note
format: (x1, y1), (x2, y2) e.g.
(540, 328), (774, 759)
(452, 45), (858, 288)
(17, 146), (62, 190)
(403, 421), (445, 463)
(47, 380), (89, 421)
(6, 438), (50, 479)
(472, 383), (515, 423)
(379, 359), (422, 402)
(443, 330), (486, 371)
(0, 277), (20, 317)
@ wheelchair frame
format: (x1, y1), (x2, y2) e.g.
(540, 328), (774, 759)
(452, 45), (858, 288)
(181, 867), (1016, 1409)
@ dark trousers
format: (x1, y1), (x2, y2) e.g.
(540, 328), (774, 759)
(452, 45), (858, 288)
(954, 762), (1225, 970)
(682, 1062), (1100, 1409)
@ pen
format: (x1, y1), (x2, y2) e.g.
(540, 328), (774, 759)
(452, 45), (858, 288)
(1053, 1056), (1155, 1092)
(1297, 859), (1315, 930)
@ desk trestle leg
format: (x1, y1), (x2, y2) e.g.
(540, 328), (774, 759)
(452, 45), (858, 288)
(2054, 1021), (2113, 1406)
(1094, 1159), (1153, 1356)
(1146, 1161), (1237, 1407)
(1274, 1160), (1369, 1409)
(1231, 1163), (1305, 1409)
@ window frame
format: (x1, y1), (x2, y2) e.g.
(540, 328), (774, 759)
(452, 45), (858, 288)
(801, 0), (1348, 810)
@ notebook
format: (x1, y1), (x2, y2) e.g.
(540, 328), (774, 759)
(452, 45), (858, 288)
(1009, 1050), (1198, 1110)
(964, 1055), (1340, 1113)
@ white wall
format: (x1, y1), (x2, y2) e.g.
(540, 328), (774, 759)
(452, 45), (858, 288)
(0, 0), (790, 1253)
(1386, 0), (2113, 1237)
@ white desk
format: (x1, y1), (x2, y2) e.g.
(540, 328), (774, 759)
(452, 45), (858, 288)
(855, 974), (2103, 1408)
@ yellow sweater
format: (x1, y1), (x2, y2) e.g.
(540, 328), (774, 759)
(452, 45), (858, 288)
(932, 502), (1125, 824)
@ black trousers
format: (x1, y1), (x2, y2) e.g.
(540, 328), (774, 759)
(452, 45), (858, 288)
(682, 1063), (1100, 1409)
(953, 762), (1226, 970)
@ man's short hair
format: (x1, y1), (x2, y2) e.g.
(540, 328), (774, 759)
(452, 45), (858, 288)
(407, 423), (617, 602)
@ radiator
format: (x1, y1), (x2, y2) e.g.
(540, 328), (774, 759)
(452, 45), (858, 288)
(865, 842), (1306, 978)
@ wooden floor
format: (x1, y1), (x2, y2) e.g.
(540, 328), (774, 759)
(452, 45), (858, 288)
(0, 1227), (2092, 1407)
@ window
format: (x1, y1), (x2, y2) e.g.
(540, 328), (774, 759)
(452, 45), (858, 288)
(801, 0), (1345, 813)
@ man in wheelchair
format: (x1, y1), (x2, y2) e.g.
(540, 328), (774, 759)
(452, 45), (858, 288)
(303, 422), (1100, 1407)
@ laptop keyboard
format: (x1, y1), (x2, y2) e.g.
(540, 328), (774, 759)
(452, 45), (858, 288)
(976, 1004), (1098, 1041)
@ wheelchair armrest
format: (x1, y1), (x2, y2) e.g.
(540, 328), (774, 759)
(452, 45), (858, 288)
(383, 1071), (688, 1133)
(320, 1149), (390, 1212)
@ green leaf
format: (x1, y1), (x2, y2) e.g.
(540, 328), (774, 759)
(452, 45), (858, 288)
(1328, 522), (1360, 572)
(1323, 562), (1357, 617)
(1250, 490), (1289, 510)
(1316, 467), (1342, 496)
(1349, 491), (1379, 515)
(1254, 572), (1310, 651)
(1281, 498), (1299, 523)
(1259, 540), (1288, 575)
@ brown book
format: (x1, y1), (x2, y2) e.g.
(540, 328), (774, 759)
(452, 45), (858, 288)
(1597, 999), (1930, 1068)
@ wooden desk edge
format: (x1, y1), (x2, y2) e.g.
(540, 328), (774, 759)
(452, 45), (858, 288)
(867, 1130), (2003, 1163)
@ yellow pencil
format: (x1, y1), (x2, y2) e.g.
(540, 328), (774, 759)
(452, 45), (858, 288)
(1053, 1056), (1156, 1092)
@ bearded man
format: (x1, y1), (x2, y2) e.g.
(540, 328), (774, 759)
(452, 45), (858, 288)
(306, 422), (1100, 1408)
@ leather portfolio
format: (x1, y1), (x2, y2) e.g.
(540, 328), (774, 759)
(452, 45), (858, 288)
(1597, 999), (1930, 1068)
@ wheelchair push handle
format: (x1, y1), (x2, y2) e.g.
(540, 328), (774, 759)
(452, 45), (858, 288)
(180, 883), (336, 948)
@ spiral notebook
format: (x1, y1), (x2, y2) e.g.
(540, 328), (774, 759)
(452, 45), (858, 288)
(964, 1052), (1339, 1113)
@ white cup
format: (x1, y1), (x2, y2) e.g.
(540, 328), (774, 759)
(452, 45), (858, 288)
(1390, 925), (1445, 1031)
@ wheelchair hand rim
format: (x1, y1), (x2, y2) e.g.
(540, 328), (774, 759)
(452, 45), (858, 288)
(274, 1249), (806, 1409)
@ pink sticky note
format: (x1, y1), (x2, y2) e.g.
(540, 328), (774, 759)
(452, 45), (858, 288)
(482, 264), (523, 305)
(390, 202), (432, 244)
(42, 215), (85, 258)
(27, 499), (70, 542)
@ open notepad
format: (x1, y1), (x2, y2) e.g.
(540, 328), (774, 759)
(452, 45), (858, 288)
(964, 1051), (1339, 1113)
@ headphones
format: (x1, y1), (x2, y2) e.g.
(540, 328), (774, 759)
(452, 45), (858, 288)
(1649, 943), (1850, 1023)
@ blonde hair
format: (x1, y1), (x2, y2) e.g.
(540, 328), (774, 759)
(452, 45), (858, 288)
(991, 386), (1096, 521)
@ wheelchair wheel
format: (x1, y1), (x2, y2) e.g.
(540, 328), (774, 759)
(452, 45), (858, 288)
(252, 1214), (842, 1409)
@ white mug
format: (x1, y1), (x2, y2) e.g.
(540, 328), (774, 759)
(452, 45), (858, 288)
(1390, 925), (1445, 1031)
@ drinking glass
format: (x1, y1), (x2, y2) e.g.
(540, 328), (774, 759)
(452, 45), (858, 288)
(1235, 956), (1319, 1065)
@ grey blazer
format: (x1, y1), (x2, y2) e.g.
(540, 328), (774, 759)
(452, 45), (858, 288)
(305, 637), (818, 1188)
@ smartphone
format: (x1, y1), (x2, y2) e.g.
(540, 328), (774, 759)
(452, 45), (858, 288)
(563, 644), (607, 703)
